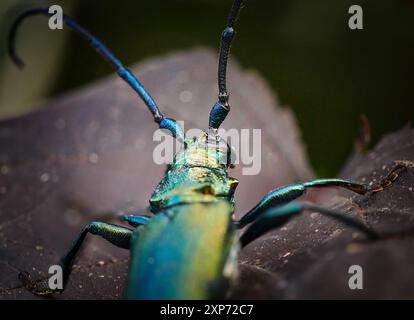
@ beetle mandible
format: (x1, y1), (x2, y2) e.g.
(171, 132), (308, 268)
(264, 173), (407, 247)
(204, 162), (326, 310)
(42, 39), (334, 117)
(8, 0), (403, 299)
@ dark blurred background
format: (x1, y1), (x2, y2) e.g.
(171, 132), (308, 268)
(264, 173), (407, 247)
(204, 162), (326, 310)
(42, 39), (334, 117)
(0, 0), (413, 176)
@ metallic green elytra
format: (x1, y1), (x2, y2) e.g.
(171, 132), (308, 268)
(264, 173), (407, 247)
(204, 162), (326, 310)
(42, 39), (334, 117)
(12, 0), (389, 300)
(128, 200), (239, 299)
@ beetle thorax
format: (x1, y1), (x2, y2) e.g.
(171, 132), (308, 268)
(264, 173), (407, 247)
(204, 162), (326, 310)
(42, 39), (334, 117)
(149, 132), (239, 213)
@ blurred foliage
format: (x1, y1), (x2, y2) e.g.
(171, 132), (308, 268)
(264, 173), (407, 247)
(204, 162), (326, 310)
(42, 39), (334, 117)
(0, 0), (413, 176)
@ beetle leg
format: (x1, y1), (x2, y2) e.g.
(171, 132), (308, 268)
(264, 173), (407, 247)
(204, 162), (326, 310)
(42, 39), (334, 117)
(236, 178), (369, 228)
(240, 202), (378, 248)
(20, 221), (133, 296)
(119, 214), (151, 227)
(367, 161), (408, 193)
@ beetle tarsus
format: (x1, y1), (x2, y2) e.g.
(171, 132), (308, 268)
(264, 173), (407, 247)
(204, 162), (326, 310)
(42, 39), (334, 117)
(368, 161), (408, 193)
(19, 271), (57, 297)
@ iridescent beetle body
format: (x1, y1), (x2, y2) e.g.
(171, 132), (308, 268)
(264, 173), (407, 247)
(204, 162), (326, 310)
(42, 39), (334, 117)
(129, 133), (239, 299)
(10, 0), (402, 299)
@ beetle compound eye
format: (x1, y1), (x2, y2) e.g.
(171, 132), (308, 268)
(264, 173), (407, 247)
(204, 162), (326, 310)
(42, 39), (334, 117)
(227, 143), (237, 168)
(220, 141), (236, 168)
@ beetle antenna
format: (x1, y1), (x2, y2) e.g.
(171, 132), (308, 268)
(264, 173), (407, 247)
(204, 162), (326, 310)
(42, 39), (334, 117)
(208, 0), (245, 130)
(8, 8), (184, 141)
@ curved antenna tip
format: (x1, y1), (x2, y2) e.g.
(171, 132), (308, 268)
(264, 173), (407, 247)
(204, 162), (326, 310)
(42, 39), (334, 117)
(8, 43), (26, 69)
(8, 30), (25, 69)
(11, 56), (25, 69)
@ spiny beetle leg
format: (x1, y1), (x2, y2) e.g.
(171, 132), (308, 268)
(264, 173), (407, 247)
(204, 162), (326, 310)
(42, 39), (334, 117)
(236, 178), (369, 228)
(239, 202), (378, 248)
(20, 221), (133, 296)
(119, 214), (151, 228)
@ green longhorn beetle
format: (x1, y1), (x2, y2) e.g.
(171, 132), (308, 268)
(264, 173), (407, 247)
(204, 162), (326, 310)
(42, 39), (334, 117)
(9, 0), (402, 299)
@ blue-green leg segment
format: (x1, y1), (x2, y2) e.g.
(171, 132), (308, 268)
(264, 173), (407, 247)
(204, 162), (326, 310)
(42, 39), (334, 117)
(20, 221), (133, 296)
(240, 202), (378, 247)
(60, 221), (133, 272)
(237, 179), (368, 228)
(119, 214), (150, 227)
